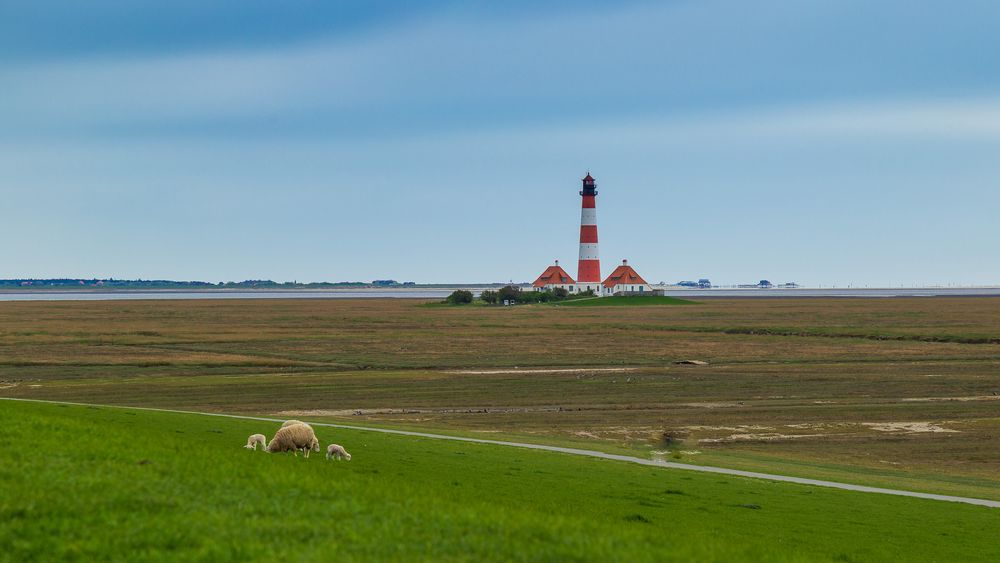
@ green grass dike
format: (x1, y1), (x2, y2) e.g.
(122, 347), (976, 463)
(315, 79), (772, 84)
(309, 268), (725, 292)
(557, 295), (697, 306)
(1, 400), (997, 562)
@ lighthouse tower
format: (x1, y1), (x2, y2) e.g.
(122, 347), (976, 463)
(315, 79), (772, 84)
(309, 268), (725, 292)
(577, 173), (601, 288)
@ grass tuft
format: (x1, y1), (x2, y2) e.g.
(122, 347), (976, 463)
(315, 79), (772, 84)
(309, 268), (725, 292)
(557, 295), (697, 306)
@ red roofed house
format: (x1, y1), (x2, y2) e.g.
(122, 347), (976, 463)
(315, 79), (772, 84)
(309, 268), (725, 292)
(601, 259), (652, 296)
(532, 260), (576, 292)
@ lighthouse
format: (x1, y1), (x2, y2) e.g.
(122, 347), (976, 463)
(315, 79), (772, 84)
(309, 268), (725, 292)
(530, 172), (658, 298)
(577, 173), (601, 289)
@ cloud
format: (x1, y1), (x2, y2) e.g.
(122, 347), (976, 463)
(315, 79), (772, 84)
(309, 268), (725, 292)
(3, 0), (1000, 139)
(5, 96), (1000, 169)
(590, 98), (1000, 143)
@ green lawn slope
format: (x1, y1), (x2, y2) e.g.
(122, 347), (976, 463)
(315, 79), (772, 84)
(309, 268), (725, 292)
(1, 401), (997, 562)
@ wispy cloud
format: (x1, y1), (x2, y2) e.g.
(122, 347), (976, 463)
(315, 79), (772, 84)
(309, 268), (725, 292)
(560, 98), (1000, 145)
(4, 0), (999, 138)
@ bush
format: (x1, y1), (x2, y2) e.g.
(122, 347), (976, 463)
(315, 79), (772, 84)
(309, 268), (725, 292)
(479, 286), (570, 305)
(568, 289), (595, 299)
(445, 290), (474, 305)
(519, 291), (546, 303)
(497, 285), (521, 303)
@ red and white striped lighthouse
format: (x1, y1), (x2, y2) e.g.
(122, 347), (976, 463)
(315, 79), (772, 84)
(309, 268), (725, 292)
(577, 173), (601, 284)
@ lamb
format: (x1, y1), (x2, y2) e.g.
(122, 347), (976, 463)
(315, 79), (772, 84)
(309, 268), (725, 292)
(281, 419), (310, 429)
(266, 423), (320, 457)
(244, 433), (267, 451)
(325, 444), (352, 461)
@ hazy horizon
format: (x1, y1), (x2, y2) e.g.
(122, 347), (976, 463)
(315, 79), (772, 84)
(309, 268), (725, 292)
(3, 1), (999, 286)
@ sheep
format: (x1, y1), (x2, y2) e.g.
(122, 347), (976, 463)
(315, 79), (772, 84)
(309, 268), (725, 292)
(244, 433), (267, 451)
(325, 444), (352, 461)
(266, 423), (320, 457)
(305, 435), (320, 456)
(277, 420), (318, 455)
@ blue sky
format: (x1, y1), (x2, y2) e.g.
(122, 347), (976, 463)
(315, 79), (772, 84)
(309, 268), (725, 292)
(2, 1), (1000, 285)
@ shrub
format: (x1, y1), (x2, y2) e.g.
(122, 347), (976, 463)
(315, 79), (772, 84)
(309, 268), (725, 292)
(520, 291), (547, 303)
(479, 286), (570, 305)
(497, 285), (521, 303)
(445, 290), (474, 305)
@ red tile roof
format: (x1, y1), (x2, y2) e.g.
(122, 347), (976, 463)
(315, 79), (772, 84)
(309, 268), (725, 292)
(602, 261), (648, 288)
(533, 264), (576, 287)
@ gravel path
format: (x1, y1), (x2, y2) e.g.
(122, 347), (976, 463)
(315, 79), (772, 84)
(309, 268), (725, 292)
(5, 397), (998, 509)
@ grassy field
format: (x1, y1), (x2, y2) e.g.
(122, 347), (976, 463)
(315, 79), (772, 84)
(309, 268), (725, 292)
(1, 400), (997, 561)
(1, 297), (999, 502)
(557, 295), (696, 306)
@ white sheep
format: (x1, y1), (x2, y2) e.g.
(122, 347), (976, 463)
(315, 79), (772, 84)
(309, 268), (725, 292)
(326, 444), (352, 461)
(278, 420), (317, 455)
(266, 423), (320, 457)
(244, 433), (267, 451)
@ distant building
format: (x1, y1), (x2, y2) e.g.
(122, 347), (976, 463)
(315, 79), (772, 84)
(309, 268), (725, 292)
(675, 278), (711, 288)
(532, 260), (576, 292)
(737, 280), (774, 289)
(602, 260), (652, 295)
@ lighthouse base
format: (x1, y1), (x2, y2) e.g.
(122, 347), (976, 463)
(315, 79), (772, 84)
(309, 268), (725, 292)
(572, 283), (603, 295)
